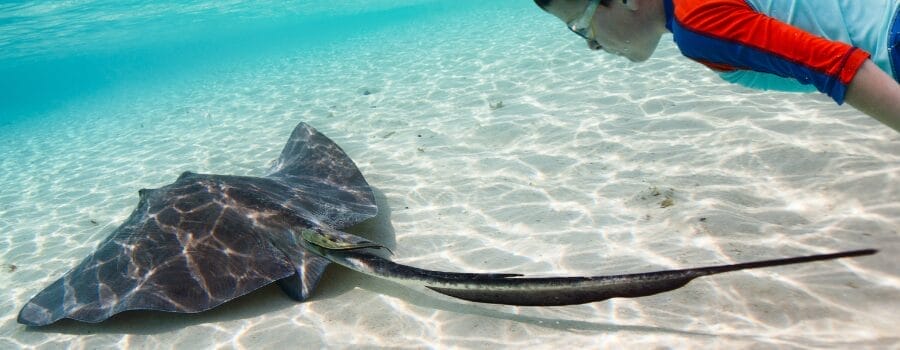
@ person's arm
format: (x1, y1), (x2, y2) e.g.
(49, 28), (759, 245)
(673, 2), (870, 104)
(844, 60), (900, 133)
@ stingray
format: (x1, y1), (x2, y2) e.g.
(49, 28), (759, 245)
(18, 122), (876, 326)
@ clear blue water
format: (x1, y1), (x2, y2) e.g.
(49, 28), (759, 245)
(0, 0), (481, 124)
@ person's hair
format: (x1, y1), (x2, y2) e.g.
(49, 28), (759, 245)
(533, 0), (612, 12)
(533, 0), (552, 10)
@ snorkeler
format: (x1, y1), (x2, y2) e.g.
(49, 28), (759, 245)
(533, 0), (900, 132)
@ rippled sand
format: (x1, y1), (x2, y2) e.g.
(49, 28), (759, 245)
(1, 3), (898, 349)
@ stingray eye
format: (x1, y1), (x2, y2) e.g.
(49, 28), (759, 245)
(299, 228), (319, 244)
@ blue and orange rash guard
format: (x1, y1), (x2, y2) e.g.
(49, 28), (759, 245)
(664, 0), (900, 105)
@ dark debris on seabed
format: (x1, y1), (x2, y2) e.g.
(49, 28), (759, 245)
(638, 186), (676, 208)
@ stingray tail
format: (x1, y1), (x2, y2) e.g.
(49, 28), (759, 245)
(327, 249), (876, 306)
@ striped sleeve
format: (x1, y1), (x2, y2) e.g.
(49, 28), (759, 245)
(670, 0), (871, 104)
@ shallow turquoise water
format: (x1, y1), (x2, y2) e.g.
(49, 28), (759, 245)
(1, 1), (898, 348)
(0, 0), (462, 123)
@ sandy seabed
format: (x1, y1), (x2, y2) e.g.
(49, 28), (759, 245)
(1, 3), (898, 349)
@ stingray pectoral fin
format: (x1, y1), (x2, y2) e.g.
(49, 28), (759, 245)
(327, 249), (876, 307)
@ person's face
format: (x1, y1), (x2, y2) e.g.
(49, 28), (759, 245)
(543, 0), (660, 62)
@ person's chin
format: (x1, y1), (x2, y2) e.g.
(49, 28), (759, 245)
(602, 48), (649, 62)
(625, 53), (651, 63)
